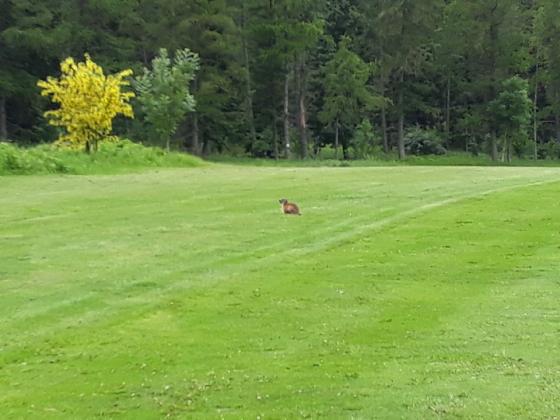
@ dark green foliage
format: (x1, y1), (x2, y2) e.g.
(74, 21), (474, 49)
(134, 48), (200, 151)
(0, 143), (71, 174)
(319, 38), (379, 130)
(318, 37), (381, 158)
(350, 119), (379, 159)
(538, 140), (560, 160)
(404, 127), (447, 156)
(490, 77), (532, 130)
(489, 77), (532, 162)
(0, 0), (558, 161)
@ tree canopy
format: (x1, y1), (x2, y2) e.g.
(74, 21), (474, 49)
(1, 0), (558, 160)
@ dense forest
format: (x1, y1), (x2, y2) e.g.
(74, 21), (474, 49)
(2, 0), (560, 160)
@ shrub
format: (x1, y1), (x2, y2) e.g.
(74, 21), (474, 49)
(251, 128), (276, 158)
(350, 119), (381, 159)
(0, 143), (70, 174)
(404, 127), (447, 156)
(37, 54), (135, 151)
(0, 140), (204, 175)
(538, 140), (560, 160)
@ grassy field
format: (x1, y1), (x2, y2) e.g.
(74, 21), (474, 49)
(1, 165), (560, 418)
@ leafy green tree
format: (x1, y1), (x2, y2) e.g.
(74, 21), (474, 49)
(0, 0), (13, 140)
(319, 38), (380, 159)
(375, 0), (443, 159)
(454, 0), (529, 160)
(433, 1), (472, 148)
(176, 1), (245, 155)
(489, 76), (532, 162)
(0, 0), (64, 142)
(351, 119), (378, 159)
(134, 48), (200, 151)
(536, 0), (560, 143)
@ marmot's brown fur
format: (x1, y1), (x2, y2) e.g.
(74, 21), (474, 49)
(279, 198), (301, 215)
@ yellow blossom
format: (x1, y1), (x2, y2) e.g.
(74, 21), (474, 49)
(37, 54), (135, 150)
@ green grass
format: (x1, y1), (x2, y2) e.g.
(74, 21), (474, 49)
(0, 140), (204, 175)
(1, 165), (560, 418)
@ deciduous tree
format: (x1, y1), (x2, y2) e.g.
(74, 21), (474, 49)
(38, 54), (135, 151)
(134, 48), (199, 152)
(489, 76), (532, 162)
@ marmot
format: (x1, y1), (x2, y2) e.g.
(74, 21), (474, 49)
(279, 198), (301, 215)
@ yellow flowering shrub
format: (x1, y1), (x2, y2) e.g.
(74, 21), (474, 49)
(38, 54), (134, 151)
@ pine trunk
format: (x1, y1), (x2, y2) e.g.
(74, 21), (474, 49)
(555, 113), (560, 144)
(491, 133), (498, 161)
(142, 48), (149, 66)
(489, 10), (499, 161)
(380, 78), (389, 154)
(191, 77), (200, 155)
(297, 56), (308, 159)
(500, 144), (505, 162)
(397, 73), (405, 160)
(398, 109), (405, 159)
(0, 96), (7, 140)
(505, 129), (512, 164)
(192, 113), (199, 155)
(273, 122), (279, 161)
(283, 67), (291, 159)
(272, 107), (279, 160)
(241, 3), (257, 152)
(381, 106), (388, 154)
(335, 119), (339, 160)
(533, 62), (539, 160)
(445, 75), (451, 148)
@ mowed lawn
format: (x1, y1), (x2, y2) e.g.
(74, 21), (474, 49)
(1, 165), (560, 418)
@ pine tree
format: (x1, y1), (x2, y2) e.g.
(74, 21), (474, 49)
(319, 37), (380, 159)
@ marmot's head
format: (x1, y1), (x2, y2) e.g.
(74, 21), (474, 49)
(279, 198), (288, 205)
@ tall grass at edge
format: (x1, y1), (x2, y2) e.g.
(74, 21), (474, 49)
(0, 140), (205, 175)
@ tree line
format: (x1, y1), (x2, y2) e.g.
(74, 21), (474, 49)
(2, 0), (560, 160)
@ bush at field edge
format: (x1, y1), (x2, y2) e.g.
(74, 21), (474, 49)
(0, 140), (204, 175)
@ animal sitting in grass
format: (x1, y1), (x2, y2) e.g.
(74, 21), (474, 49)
(279, 198), (301, 216)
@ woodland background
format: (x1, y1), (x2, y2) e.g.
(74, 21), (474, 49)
(2, 0), (560, 160)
